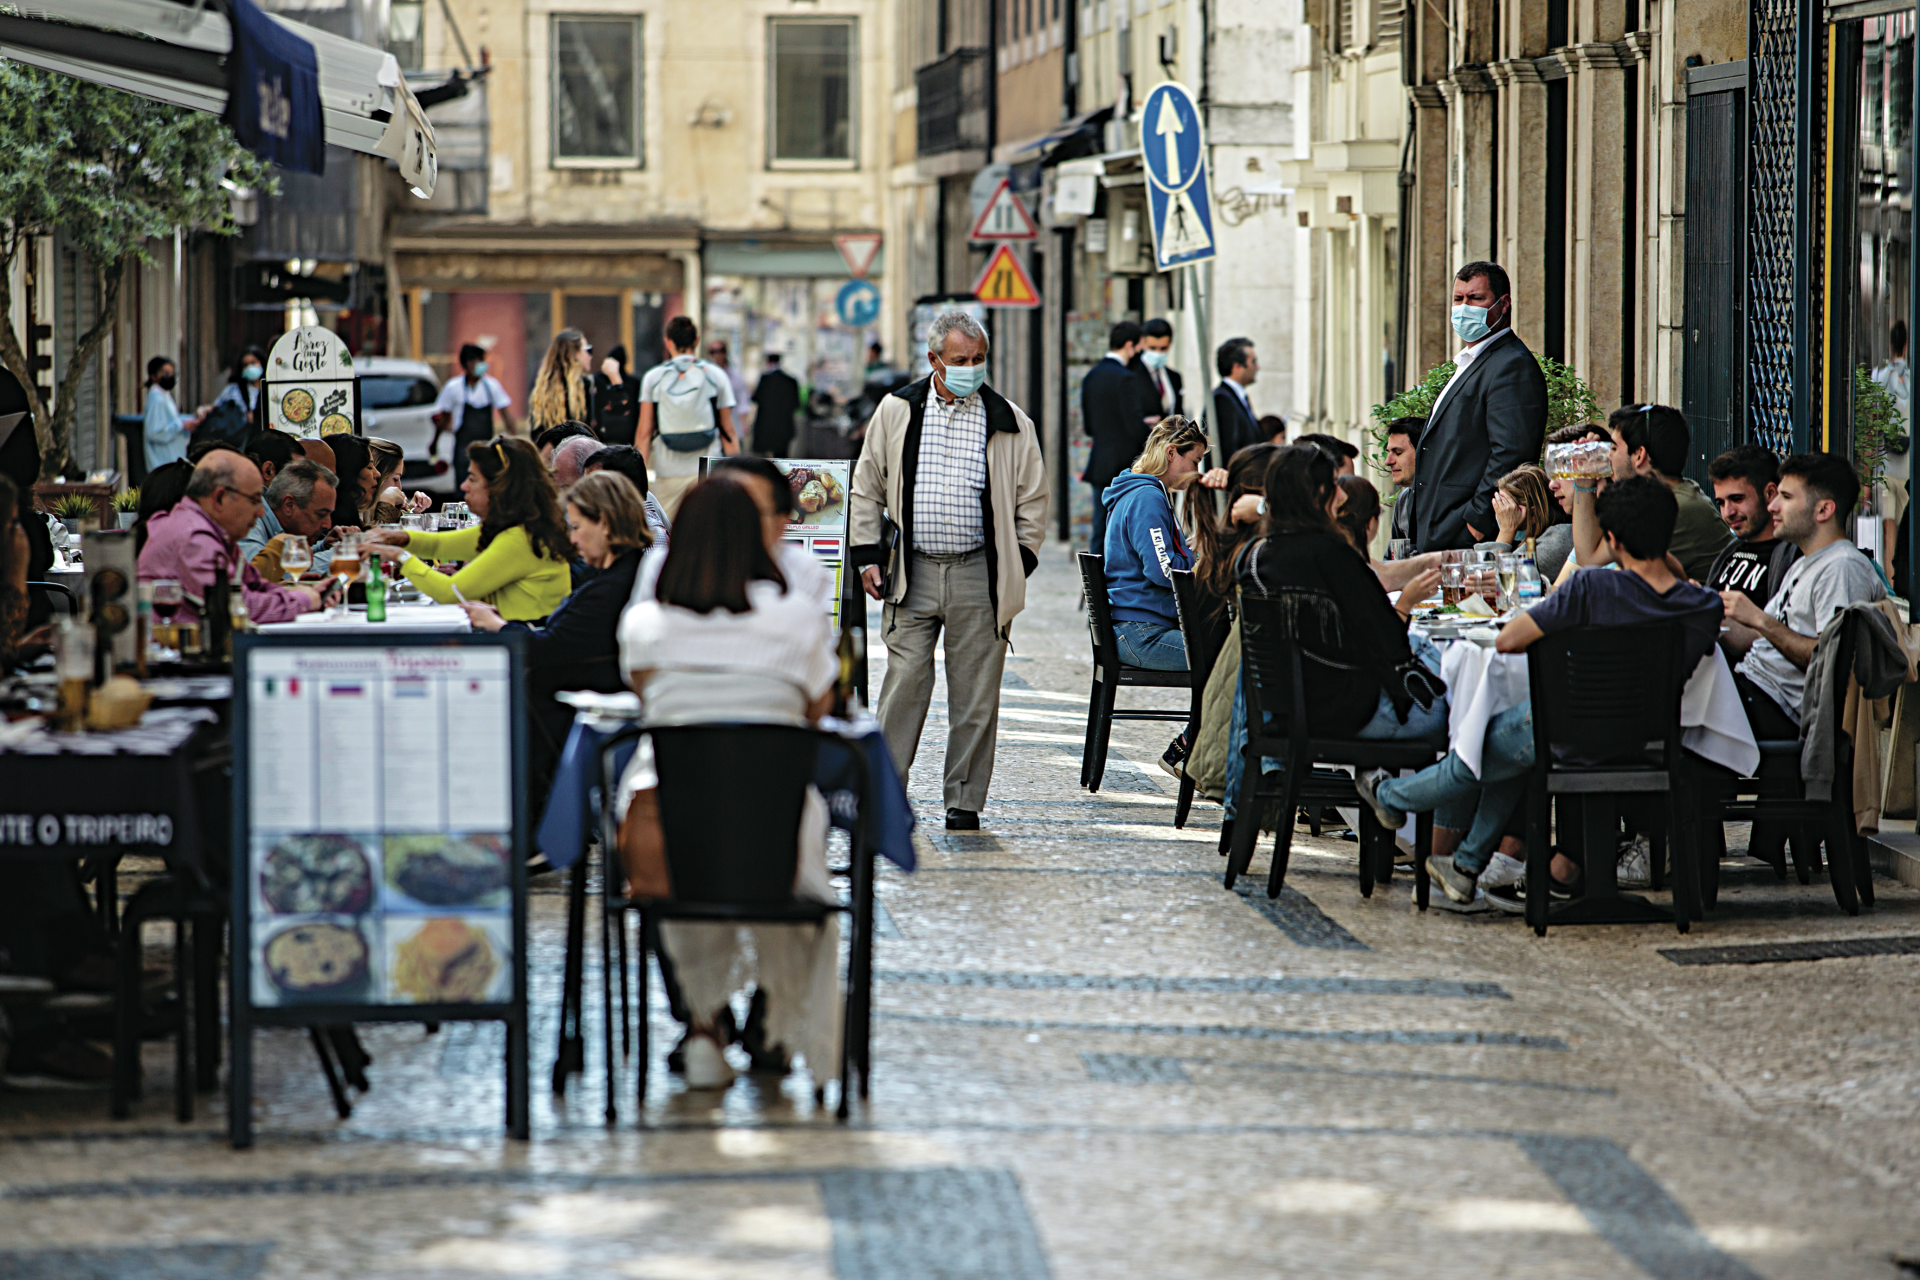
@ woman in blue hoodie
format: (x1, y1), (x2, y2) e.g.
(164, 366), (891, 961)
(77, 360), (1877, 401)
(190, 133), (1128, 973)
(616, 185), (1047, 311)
(1103, 417), (1209, 670)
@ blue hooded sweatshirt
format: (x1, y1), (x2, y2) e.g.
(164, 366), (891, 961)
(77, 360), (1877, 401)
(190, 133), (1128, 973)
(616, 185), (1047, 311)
(1102, 470), (1191, 627)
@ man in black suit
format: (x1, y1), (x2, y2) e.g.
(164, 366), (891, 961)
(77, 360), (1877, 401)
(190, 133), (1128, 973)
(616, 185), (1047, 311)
(1211, 337), (1261, 461)
(750, 353), (801, 457)
(1081, 320), (1151, 551)
(1408, 261), (1548, 550)
(1130, 317), (1185, 424)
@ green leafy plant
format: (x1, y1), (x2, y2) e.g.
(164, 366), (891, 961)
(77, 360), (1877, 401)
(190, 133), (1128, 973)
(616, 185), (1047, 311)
(113, 487), (140, 512)
(54, 494), (96, 520)
(1367, 352), (1603, 479)
(0, 65), (274, 478)
(1854, 365), (1904, 511)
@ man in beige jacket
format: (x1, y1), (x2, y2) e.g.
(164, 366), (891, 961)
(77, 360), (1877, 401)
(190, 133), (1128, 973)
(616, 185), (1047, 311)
(851, 310), (1049, 829)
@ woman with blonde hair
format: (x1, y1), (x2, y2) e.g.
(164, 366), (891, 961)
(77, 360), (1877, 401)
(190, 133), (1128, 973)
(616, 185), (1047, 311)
(1487, 462), (1574, 580)
(528, 328), (594, 434)
(367, 437), (572, 620)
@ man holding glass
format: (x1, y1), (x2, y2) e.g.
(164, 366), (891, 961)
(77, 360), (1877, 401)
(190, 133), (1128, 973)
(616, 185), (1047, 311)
(241, 458), (338, 582)
(138, 452), (325, 623)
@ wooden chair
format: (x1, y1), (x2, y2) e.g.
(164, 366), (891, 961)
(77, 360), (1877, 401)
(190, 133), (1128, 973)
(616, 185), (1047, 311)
(1076, 552), (1193, 793)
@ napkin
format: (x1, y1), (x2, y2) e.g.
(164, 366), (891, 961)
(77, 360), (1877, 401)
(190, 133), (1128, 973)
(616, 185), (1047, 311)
(1456, 594), (1496, 617)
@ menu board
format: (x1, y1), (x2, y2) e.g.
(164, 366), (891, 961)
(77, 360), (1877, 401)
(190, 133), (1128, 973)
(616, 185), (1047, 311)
(265, 324), (358, 439)
(243, 644), (514, 1009)
(776, 460), (852, 629)
(229, 632), (529, 1147)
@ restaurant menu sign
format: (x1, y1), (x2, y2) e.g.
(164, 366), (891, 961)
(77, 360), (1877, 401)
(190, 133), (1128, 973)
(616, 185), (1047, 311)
(780, 460), (852, 627)
(229, 633), (529, 1147)
(265, 324), (358, 438)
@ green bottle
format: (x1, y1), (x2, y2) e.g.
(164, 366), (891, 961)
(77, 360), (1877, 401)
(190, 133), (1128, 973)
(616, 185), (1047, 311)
(365, 553), (387, 622)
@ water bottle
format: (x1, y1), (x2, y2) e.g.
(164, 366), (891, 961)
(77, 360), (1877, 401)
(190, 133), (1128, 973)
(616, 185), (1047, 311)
(1514, 557), (1543, 607)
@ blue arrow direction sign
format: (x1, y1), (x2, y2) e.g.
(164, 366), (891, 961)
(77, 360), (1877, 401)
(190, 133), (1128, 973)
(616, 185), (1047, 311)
(1140, 82), (1216, 270)
(836, 279), (882, 328)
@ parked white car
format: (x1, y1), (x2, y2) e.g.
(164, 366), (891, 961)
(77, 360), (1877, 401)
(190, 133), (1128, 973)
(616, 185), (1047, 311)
(355, 356), (457, 495)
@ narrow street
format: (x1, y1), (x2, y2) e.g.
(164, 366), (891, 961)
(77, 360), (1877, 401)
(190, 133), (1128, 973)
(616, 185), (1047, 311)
(3, 543), (1919, 1279)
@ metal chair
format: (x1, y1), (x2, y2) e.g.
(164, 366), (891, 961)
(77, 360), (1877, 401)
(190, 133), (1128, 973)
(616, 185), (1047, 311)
(1076, 553), (1193, 792)
(1226, 588), (1440, 904)
(599, 723), (871, 1123)
(1168, 568), (1226, 828)
(1521, 622), (1698, 935)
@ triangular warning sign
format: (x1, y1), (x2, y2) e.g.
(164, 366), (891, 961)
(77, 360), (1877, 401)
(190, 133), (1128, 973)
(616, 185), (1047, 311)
(969, 179), (1039, 241)
(971, 244), (1041, 308)
(1154, 188), (1213, 263)
(834, 233), (883, 278)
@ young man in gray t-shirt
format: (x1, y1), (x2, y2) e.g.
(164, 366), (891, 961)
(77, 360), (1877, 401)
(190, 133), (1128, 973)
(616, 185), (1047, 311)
(1721, 452), (1884, 733)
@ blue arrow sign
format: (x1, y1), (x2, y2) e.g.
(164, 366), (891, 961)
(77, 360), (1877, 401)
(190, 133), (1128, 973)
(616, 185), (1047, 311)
(1139, 82), (1216, 269)
(836, 279), (882, 328)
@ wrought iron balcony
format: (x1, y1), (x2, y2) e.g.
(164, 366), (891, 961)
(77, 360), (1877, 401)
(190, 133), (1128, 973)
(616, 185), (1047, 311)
(915, 47), (990, 157)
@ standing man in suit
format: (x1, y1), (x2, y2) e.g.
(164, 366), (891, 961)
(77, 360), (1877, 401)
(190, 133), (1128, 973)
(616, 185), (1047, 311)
(1409, 262), (1548, 550)
(1211, 337), (1261, 461)
(1081, 321), (1151, 551)
(749, 352), (801, 457)
(1131, 317), (1185, 424)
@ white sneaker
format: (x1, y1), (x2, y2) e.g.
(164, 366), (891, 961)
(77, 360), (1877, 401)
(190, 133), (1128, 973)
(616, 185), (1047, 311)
(1617, 836), (1651, 889)
(1478, 851), (1526, 890)
(682, 1033), (736, 1090)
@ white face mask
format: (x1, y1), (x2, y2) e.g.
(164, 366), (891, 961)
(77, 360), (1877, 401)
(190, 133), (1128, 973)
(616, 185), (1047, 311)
(1141, 349), (1169, 370)
(1451, 296), (1507, 345)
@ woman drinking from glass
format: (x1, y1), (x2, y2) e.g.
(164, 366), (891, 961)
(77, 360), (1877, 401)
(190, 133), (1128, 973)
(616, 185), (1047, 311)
(367, 438), (571, 621)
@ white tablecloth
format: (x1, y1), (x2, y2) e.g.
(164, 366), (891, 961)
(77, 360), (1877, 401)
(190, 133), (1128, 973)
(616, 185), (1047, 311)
(1438, 640), (1760, 779)
(256, 604), (472, 634)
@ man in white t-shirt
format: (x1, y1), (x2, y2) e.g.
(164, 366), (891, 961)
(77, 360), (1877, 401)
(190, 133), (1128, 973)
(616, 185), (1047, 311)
(1722, 451), (1885, 735)
(639, 315), (739, 517)
(432, 343), (519, 466)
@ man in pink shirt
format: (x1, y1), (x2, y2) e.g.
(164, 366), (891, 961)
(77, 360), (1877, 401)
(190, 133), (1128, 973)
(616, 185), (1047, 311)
(137, 451), (322, 623)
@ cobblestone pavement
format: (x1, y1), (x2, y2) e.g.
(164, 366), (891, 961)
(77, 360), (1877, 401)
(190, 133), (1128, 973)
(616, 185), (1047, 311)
(5, 543), (1920, 1279)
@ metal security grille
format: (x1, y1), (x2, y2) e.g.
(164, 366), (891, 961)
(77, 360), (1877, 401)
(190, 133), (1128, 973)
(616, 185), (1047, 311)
(1747, 0), (1799, 454)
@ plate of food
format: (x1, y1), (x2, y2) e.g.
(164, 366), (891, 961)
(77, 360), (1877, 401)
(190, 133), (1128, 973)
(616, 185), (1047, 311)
(260, 834), (374, 915)
(386, 916), (507, 1004)
(262, 920), (372, 1003)
(384, 834), (511, 908)
(784, 465), (847, 525)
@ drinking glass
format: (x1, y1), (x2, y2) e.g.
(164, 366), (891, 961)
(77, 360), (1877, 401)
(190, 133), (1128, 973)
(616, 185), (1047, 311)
(330, 534), (364, 615)
(401, 514), (424, 533)
(1496, 553), (1519, 609)
(1440, 555), (1465, 607)
(280, 534), (312, 584)
(1388, 538), (1414, 561)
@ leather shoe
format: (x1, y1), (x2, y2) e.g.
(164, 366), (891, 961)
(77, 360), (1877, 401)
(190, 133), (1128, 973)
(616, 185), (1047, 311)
(945, 808), (980, 831)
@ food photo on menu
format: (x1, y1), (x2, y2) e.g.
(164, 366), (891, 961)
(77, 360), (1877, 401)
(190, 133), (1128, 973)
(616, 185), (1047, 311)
(253, 833), (379, 1006)
(386, 916), (509, 1004)
(782, 463), (849, 528)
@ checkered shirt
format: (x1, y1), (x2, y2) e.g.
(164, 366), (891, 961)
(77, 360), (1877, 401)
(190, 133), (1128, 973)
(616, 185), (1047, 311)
(911, 390), (988, 554)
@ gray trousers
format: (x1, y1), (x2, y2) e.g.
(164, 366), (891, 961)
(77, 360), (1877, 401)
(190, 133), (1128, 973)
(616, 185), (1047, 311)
(876, 549), (1007, 812)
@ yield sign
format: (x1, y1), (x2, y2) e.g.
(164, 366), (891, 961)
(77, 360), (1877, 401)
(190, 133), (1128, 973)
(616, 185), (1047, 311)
(971, 244), (1040, 308)
(968, 179), (1039, 241)
(834, 233), (883, 279)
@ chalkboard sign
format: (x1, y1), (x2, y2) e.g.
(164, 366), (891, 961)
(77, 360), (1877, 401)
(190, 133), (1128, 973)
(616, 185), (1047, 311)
(228, 631), (529, 1148)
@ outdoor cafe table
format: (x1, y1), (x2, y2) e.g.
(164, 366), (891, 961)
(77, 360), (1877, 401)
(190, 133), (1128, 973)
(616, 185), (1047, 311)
(255, 603), (471, 634)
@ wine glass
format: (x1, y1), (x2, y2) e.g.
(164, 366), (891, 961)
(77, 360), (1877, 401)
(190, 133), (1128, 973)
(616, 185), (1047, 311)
(1496, 553), (1519, 610)
(280, 534), (312, 585)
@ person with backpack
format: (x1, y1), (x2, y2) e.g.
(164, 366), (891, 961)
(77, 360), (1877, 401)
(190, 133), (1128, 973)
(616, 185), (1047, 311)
(202, 347), (266, 451)
(639, 315), (739, 517)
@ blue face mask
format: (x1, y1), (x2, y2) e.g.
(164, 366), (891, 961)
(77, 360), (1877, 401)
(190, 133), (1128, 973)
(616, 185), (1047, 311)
(1451, 299), (1506, 345)
(241, 364), (262, 382)
(938, 360), (987, 398)
(1141, 349), (1169, 370)
(473, 361), (490, 378)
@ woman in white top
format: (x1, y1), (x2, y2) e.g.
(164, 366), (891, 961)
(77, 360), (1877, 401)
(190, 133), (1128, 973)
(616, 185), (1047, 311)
(618, 471), (838, 1090)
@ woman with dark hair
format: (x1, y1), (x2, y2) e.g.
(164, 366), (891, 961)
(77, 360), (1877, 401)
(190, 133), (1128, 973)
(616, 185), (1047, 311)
(1187, 443), (1280, 618)
(592, 343), (640, 445)
(325, 434), (377, 533)
(362, 436), (430, 524)
(206, 346), (266, 443)
(132, 460), (194, 556)
(0, 408), (53, 626)
(616, 471), (837, 1091)
(368, 437), (571, 620)
(1333, 473), (1381, 557)
(1222, 445), (1449, 831)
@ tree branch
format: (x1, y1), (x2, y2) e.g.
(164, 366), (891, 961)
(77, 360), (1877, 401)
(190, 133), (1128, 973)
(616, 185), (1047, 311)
(46, 256), (124, 480)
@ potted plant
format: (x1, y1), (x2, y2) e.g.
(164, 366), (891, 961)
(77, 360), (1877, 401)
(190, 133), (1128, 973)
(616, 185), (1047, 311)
(114, 487), (141, 529)
(54, 493), (99, 536)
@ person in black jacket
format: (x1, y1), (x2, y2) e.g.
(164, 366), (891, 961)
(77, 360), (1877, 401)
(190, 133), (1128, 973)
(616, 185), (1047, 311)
(1130, 317), (1185, 422)
(1211, 337), (1261, 461)
(1224, 444), (1448, 827)
(1080, 321), (1150, 551)
(459, 470), (649, 787)
(592, 345), (641, 446)
(1408, 261), (1548, 550)
(750, 353), (802, 457)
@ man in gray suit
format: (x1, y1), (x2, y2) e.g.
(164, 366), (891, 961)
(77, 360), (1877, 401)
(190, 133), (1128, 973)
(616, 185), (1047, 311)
(1408, 261), (1548, 551)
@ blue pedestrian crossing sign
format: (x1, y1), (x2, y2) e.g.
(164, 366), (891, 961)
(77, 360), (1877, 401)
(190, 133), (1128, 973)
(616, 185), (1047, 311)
(836, 278), (882, 328)
(1139, 82), (1216, 270)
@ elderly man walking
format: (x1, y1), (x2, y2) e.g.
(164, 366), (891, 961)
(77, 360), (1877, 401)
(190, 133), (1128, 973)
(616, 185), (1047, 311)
(852, 311), (1049, 830)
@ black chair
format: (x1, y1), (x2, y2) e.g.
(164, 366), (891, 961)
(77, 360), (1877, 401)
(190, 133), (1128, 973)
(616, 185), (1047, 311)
(1168, 568), (1227, 828)
(1706, 627), (1873, 916)
(26, 580), (75, 617)
(113, 414), (147, 489)
(1521, 622), (1699, 935)
(600, 723), (869, 1123)
(1076, 553), (1194, 792)
(1225, 589), (1439, 905)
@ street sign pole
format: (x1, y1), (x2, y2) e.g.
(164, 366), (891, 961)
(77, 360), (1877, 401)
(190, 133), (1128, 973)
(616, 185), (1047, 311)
(1187, 262), (1223, 516)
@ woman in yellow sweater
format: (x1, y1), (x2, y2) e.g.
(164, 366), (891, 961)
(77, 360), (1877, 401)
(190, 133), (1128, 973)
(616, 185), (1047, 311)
(367, 438), (571, 621)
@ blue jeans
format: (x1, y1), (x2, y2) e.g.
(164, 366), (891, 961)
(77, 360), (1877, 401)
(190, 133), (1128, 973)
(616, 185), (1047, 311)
(1115, 620), (1187, 670)
(1375, 701), (1536, 876)
(1224, 634), (1449, 821)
